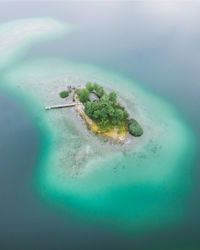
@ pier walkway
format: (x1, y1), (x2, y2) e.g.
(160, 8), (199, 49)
(45, 103), (79, 110)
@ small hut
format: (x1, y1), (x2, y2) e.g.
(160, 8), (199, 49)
(89, 92), (99, 102)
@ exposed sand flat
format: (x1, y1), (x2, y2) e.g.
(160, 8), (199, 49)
(0, 18), (72, 69)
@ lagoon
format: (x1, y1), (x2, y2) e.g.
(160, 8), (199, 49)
(0, 2), (199, 250)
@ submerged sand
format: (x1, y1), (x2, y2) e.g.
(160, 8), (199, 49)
(0, 18), (197, 233)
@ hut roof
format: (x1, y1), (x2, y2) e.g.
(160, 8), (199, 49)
(89, 92), (99, 102)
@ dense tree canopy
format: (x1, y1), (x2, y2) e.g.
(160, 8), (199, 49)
(76, 82), (143, 136)
(78, 83), (128, 128)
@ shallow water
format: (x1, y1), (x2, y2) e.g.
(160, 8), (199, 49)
(0, 2), (199, 250)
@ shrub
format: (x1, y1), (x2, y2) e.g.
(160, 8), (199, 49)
(128, 119), (143, 136)
(59, 91), (69, 98)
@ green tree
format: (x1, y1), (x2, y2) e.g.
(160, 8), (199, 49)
(86, 82), (94, 92)
(108, 91), (117, 104)
(78, 88), (89, 103)
(93, 110), (102, 120)
(93, 83), (105, 97)
(115, 109), (124, 121)
(93, 83), (100, 91)
(85, 101), (93, 117)
(96, 86), (105, 98)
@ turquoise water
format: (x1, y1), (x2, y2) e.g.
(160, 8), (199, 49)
(0, 2), (199, 249)
(0, 18), (197, 233)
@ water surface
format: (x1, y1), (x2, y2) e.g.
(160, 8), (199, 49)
(0, 2), (199, 250)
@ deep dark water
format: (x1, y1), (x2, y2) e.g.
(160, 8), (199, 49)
(0, 1), (200, 250)
(0, 93), (134, 250)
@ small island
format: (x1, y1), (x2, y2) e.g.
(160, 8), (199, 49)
(47, 82), (143, 142)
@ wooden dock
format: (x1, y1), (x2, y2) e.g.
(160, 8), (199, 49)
(45, 103), (77, 110)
